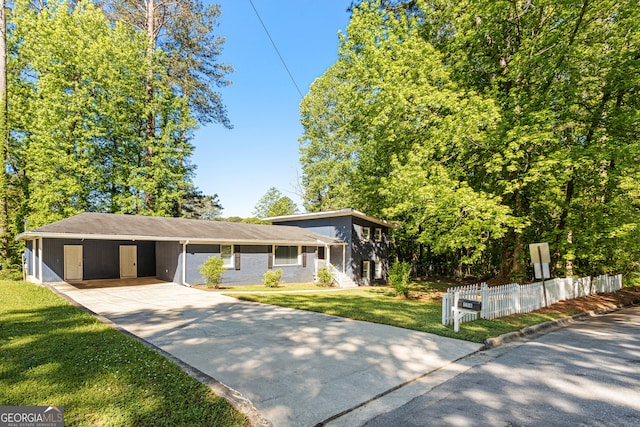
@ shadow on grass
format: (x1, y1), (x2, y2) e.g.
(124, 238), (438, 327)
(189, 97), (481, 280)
(0, 282), (247, 427)
(234, 289), (574, 344)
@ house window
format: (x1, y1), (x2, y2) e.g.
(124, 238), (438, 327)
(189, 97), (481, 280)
(374, 228), (382, 242)
(362, 260), (371, 281)
(362, 227), (371, 241)
(375, 261), (383, 279)
(274, 245), (299, 266)
(221, 245), (234, 268)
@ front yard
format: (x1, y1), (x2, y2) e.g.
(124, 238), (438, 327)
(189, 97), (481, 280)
(0, 280), (247, 427)
(232, 281), (640, 343)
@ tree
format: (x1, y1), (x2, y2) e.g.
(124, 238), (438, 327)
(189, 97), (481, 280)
(104, 0), (232, 211)
(181, 190), (223, 220)
(301, 0), (516, 275)
(0, 0), (8, 268)
(301, 0), (640, 279)
(253, 187), (298, 218)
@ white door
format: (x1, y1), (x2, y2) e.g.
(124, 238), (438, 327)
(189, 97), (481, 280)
(119, 246), (137, 278)
(64, 245), (83, 281)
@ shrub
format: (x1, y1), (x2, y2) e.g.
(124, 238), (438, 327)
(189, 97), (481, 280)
(263, 268), (283, 287)
(388, 261), (412, 298)
(0, 265), (23, 281)
(317, 268), (333, 287)
(198, 256), (225, 288)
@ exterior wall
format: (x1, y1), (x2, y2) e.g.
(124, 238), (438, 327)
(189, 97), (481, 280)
(271, 217), (353, 242)
(184, 244), (317, 286)
(270, 215), (390, 285)
(271, 216), (354, 278)
(156, 241), (181, 283)
(37, 238), (155, 282)
(24, 240), (33, 277)
(351, 219), (389, 285)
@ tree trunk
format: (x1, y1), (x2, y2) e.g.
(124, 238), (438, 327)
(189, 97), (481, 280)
(144, 0), (157, 211)
(0, 0), (9, 265)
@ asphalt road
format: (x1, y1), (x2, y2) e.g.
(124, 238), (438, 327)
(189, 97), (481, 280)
(363, 306), (640, 427)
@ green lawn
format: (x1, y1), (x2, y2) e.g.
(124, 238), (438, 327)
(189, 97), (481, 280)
(0, 280), (247, 427)
(234, 283), (580, 343)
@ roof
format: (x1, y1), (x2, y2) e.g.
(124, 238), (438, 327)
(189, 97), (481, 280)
(17, 212), (343, 245)
(263, 208), (400, 229)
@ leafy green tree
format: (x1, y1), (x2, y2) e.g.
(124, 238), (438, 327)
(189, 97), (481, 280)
(302, 0), (640, 279)
(253, 187), (298, 218)
(181, 191), (223, 220)
(104, 0), (232, 211)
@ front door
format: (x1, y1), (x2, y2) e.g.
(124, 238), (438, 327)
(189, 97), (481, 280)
(64, 245), (83, 281)
(119, 246), (137, 278)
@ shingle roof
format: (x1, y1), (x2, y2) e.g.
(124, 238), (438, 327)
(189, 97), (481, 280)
(17, 212), (342, 245)
(264, 208), (400, 228)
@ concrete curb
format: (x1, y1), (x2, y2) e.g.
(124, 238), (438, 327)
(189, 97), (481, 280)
(40, 282), (272, 427)
(482, 302), (637, 350)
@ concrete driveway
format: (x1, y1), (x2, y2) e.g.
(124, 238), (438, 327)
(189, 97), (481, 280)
(48, 281), (481, 426)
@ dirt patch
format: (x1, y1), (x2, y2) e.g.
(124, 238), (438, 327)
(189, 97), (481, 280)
(535, 286), (640, 315)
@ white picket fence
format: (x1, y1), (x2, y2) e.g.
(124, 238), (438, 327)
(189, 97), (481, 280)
(442, 274), (622, 326)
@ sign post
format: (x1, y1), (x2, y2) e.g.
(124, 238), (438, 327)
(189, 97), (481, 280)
(529, 243), (551, 307)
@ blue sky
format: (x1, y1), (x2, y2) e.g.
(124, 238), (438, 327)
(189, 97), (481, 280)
(192, 1), (353, 217)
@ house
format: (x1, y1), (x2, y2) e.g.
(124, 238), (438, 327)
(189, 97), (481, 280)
(265, 209), (397, 286)
(17, 209), (395, 287)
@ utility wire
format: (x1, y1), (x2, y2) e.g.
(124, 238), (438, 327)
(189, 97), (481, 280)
(248, 0), (304, 99)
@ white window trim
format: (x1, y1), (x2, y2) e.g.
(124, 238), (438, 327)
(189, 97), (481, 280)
(221, 244), (234, 269)
(374, 228), (382, 242)
(375, 261), (383, 279)
(362, 260), (371, 280)
(274, 245), (301, 266)
(362, 227), (371, 241)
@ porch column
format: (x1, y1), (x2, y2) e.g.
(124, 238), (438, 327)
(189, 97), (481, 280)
(38, 237), (43, 283)
(342, 244), (346, 273)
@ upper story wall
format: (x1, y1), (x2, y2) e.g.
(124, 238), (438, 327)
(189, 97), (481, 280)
(270, 216), (354, 243)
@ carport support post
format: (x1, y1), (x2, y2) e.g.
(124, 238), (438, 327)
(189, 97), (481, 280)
(182, 240), (190, 286)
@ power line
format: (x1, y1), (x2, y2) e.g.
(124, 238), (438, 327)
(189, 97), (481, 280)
(248, 0), (304, 99)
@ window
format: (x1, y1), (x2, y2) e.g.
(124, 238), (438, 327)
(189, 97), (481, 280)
(374, 228), (382, 242)
(274, 245), (299, 266)
(362, 261), (371, 281)
(362, 227), (371, 241)
(221, 245), (233, 268)
(375, 262), (383, 279)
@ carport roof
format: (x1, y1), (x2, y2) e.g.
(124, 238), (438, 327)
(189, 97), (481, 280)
(17, 212), (343, 245)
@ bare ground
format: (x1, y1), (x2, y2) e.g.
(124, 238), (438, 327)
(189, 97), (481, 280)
(535, 286), (640, 315)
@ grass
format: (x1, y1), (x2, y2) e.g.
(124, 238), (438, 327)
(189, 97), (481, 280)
(233, 282), (580, 343)
(0, 280), (248, 427)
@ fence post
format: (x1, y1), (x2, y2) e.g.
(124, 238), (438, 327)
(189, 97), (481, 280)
(480, 283), (487, 319)
(442, 293), (450, 326)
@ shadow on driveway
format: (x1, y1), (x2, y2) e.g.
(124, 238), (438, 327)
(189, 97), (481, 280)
(50, 282), (481, 426)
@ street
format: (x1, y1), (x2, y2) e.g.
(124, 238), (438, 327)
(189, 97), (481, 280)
(362, 306), (640, 427)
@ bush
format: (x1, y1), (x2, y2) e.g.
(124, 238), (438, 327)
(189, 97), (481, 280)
(0, 265), (23, 281)
(198, 256), (225, 288)
(317, 268), (333, 287)
(388, 261), (412, 298)
(263, 268), (283, 287)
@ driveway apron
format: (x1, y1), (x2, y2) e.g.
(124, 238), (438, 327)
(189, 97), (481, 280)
(49, 282), (481, 426)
